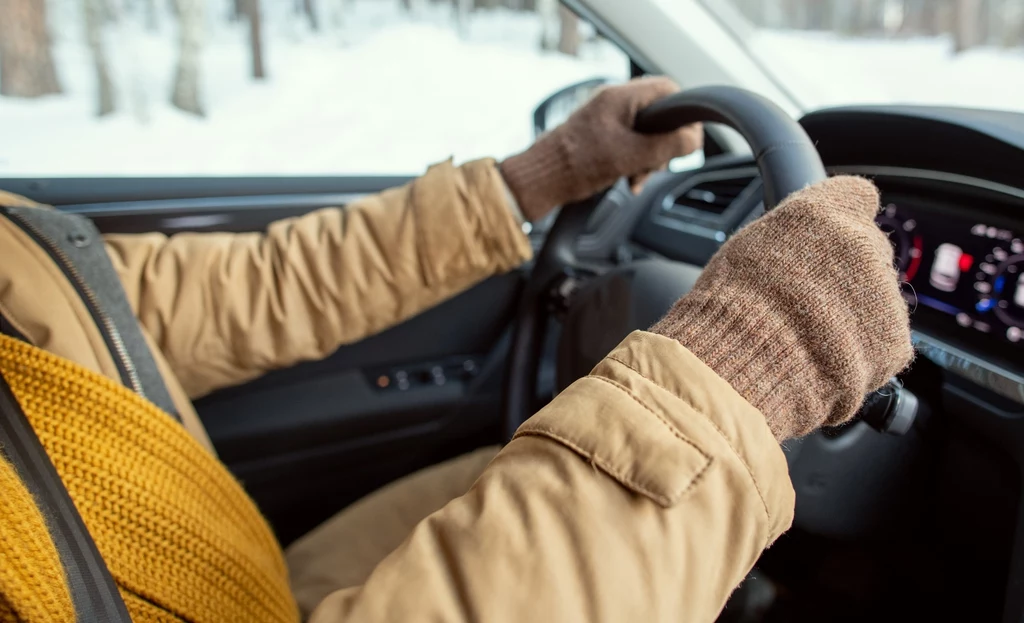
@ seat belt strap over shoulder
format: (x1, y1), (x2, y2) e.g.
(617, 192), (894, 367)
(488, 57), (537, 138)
(0, 370), (132, 623)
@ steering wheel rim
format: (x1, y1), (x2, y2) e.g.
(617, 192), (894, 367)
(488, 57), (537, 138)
(501, 85), (827, 441)
(635, 86), (826, 209)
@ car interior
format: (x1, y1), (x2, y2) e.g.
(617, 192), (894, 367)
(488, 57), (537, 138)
(6, 89), (1022, 623)
(3, 6), (1023, 623)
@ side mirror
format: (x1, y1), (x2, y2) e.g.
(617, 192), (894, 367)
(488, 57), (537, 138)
(532, 77), (612, 139)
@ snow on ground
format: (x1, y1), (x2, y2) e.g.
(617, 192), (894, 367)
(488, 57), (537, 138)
(750, 29), (1024, 113)
(0, 1), (628, 175)
(3, 1), (1024, 177)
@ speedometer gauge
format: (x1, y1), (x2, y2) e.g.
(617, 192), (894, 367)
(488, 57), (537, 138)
(973, 237), (1024, 339)
(875, 194), (1023, 368)
(877, 203), (924, 281)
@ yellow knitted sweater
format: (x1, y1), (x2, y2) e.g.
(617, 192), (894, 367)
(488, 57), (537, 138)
(0, 335), (299, 622)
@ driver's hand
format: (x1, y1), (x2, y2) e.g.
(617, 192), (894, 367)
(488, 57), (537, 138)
(501, 76), (702, 222)
(650, 176), (914, 441)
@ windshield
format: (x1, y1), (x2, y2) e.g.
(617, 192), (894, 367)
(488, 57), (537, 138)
(711, 0), (1024, 114)
(0, 1), (627, 177)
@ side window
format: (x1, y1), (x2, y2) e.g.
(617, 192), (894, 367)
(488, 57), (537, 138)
(0, 0), (630, 177)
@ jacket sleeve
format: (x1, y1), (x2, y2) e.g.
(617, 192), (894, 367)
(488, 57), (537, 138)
(307, 331), (796, 623)
(104, 159), (532, 399)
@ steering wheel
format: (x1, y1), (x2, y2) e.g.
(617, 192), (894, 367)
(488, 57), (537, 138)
(500, 85), (827, 440)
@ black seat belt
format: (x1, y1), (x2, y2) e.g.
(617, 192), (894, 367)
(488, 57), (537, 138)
(0, 370), (132, 622)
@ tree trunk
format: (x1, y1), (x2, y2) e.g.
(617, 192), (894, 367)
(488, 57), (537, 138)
(832, 0), (859, 33)
(452, 0), (472, 36)
(302, 0), (319, 30)
(245, 0), (266, 79)
(900, 0), (931, 35)
(735, 0), (764, 25)
(557, 5), (579, 56)
(817, 0), (835, 30)
(536, 0), (558, 50)
(992, 0), (1019, 45)
(101, 0), (119, 23)
(145, 0), (159, 30)
(815, 0), (828, 28)
(979, 0), (995, 43)
(0, 0), (62, 98)
(954, 0), (983, 51)
(851, 0), (885, 34)
(83, 0), (115, 114)
(923, 0), (942, 34)
(1004, 0), (1024, 46)
(936, 0), (957, 36)
(780, 0), (808, 29)
(170, 0), (204, 115)
(327, 0), (348, 36)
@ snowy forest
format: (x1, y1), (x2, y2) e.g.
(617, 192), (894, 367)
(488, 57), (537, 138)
(1, 0), (1023, 175)
(731, 0), (1024, 50)
(0, 0), (598, 116)
(0, 0), (631, 174)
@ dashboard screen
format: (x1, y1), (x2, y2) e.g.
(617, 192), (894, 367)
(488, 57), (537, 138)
(879, 195), (1024, 369)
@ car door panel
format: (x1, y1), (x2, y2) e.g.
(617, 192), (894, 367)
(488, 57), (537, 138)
(13, 177), (524, 545)
(196, 272), (521, 544)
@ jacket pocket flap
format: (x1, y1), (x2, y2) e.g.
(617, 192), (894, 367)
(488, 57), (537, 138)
(513, 375), (713, 508)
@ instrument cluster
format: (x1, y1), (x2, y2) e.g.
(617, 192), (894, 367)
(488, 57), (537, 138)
(879, 197), (1024, 368)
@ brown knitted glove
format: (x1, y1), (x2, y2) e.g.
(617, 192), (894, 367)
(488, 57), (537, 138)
(650, 176), (914, 441)
(501, 77), (703, 222)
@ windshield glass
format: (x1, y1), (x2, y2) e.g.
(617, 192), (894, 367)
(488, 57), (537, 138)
(0, 1), (627, 177)
(711, 0), (1024, 114)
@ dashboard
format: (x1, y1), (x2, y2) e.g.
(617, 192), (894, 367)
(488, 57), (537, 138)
(873, 173), (1024, 374)
(629, 104), (1024, 623)
(633, 106), (1024, 401)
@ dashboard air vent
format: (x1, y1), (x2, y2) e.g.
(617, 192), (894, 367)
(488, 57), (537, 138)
(668, 174), (756, 216)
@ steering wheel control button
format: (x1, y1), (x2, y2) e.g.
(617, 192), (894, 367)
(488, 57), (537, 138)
(858, 379), (918, 436)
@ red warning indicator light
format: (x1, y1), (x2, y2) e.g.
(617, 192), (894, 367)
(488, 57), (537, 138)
(959, 253), (974, 272)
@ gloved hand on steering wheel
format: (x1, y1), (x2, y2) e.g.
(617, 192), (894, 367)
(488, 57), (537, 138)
(501, 77), (704, 222)
(651, 176), (915, 440)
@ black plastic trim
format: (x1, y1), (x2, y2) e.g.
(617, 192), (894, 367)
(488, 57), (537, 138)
(631, 154), (761, 265)
(0, 176), (413, 207)
(0, 372), (132, 622)
(66, 193), (372, 236)
(801, 106), (1024, 191)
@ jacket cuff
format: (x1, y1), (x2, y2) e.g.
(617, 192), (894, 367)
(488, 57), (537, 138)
(500, 178), (526, 225)
(412, 158), (533, 288)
